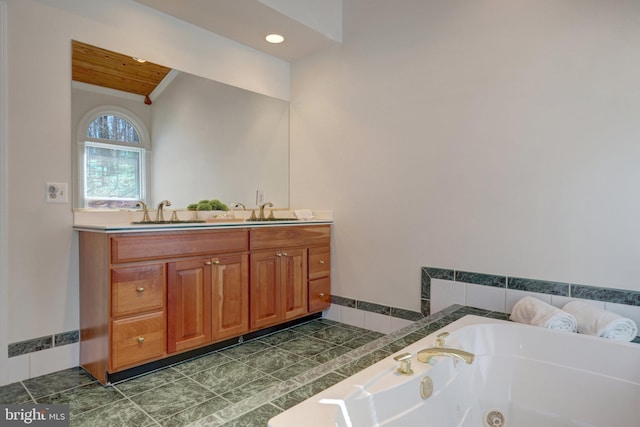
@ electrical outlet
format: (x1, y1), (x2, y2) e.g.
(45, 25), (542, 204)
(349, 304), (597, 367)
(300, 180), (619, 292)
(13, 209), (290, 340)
(256, 190), (265, 205)
(46, 182), (68, 203)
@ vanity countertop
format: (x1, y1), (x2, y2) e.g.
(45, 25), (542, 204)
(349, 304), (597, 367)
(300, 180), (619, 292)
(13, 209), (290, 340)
(73, 209), (333, 233)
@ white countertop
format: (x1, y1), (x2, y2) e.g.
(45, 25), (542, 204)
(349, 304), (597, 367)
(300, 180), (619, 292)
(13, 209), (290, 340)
(73, 209), (333, 233)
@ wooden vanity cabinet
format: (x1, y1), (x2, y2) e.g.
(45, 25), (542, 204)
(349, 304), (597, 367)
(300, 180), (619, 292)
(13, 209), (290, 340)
(308, 245), (331, 312)
(79, 224), (329, 384)
(249, 225), (330, 329)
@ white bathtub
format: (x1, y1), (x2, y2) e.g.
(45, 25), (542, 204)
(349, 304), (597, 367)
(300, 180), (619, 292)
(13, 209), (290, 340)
(269, 315), (640, 427)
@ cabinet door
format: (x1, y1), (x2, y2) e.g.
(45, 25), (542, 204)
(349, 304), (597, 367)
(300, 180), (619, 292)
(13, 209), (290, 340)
(212, 254), (249, 340)
(282, 248), (308, 320)
(250, 251), (282, 329)
(167, 258), (212, 353)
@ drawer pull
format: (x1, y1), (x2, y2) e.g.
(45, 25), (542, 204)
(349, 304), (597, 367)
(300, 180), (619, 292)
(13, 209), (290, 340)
(319, 260), (325, 264)
(137, 336), (145, 343)
(319, 292), (325, 298)
(136, 287), (145, 293)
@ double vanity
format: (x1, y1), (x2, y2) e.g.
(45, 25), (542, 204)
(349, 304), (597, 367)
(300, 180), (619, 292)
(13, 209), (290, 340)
(75, 212), (332, 384)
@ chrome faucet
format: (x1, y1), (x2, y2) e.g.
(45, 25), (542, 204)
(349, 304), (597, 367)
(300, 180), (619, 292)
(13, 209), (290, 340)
(259, 201), (273, 220)
(156, 200), (172, 222)
(135, 201), (151, 223)
(417, 332), (474, 365)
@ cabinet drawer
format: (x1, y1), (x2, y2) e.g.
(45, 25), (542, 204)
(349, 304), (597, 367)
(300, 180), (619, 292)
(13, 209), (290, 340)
(309, 277), (331, 313)
(309, 246), (330, 280)
(250, 225), (330, 250)
(111, 229), (249, 263)
(112, 264), (165, 318)
(111, 312), (165, 370)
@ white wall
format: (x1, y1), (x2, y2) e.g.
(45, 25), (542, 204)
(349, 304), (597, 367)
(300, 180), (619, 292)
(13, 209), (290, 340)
(290, 0), (640, 312)
(2, 0), (288, 384)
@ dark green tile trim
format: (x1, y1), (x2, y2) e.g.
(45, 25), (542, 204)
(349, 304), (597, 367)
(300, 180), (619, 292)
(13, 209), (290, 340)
(330, 296), (424, 321)
(356, 300), (390, 315)
(424, 267), (455, 280)
(330, 295), (355, 307)
(390, 307), (423, 321)
(8, 335), (52, 357)
(8, 329), (80, 358)
(55, 330), (79, 346)
(422, 265), (640, 308)
(507, 277), (570, 296)
(456, 270), (506, 287)
(571, 284), (640, 306)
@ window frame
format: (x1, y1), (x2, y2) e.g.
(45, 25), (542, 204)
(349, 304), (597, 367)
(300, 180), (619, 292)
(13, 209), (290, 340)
(75, 106), (151, 209)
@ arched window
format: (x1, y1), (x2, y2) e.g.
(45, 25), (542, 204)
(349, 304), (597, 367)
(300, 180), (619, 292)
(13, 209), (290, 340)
(76, 107), (150, 208)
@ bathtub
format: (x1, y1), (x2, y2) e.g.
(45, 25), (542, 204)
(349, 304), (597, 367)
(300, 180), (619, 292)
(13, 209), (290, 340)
(268, 315), (640, 427)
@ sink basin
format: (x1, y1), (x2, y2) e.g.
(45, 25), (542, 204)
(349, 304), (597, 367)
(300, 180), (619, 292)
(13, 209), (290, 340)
(130, 220), (206, 225)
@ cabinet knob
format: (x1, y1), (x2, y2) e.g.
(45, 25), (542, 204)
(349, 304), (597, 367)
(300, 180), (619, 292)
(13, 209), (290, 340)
(319, 260), (325, 264)
(136, 287), (144, 293)
(319, 292), (325, 298)
(282, 252), (288, 257)
(213, 259), (220, 264)
(204, 261), (212, 265)
(137, 336), (145, 343)
(276, 253), (282, 257)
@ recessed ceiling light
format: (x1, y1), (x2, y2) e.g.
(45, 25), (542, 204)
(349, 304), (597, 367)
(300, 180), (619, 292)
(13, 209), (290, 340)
(132, 57), (147, 63)
(265, 34), (284, 44)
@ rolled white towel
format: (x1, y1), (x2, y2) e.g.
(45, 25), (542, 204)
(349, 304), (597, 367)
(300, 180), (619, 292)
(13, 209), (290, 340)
(510, 296), (577, 332)
(563, 301), (638, 341)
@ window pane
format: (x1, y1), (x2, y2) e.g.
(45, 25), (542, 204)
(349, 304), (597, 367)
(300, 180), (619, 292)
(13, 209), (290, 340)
(86, 114), (140, 144)
(85, 144), (141, 208)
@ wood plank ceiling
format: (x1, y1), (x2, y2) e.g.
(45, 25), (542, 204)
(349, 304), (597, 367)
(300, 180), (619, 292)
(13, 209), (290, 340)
(72, 40), (171, 102)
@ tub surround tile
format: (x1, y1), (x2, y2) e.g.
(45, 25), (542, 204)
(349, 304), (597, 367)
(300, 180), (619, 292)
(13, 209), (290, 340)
(571, 284), (640, 306)
(390, 307), (423, 321)
(456, 270), (506, 288)
(508, 277), (570, 296)
(465, 283), (506, 312)
(356, 300), (391, 315)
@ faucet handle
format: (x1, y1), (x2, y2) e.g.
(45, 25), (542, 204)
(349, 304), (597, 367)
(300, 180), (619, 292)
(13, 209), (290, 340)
(393, 352), (414, 375)
(435, 332), (449, 348)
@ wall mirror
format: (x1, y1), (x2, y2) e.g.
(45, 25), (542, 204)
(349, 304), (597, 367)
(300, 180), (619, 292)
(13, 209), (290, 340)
(71, 41), (290, 210)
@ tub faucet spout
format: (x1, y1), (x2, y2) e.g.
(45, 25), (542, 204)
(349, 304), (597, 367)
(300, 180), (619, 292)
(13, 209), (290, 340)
(417, 332), (474, 365)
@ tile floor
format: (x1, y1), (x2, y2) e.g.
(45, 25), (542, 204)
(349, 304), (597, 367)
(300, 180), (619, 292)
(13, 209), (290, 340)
(0, 306), (504, 426)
